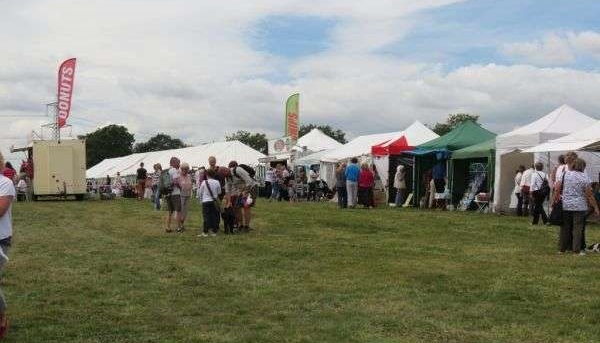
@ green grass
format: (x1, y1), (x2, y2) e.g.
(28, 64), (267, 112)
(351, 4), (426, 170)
(5, 199), (600, 342)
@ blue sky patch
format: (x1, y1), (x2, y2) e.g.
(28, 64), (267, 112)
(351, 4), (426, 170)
(251, 15), (337, 58)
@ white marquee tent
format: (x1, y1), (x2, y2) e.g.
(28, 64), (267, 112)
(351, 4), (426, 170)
(86, 140), (266, 179)
(296, 128), (343, 152)
(525, 120), (600, 153)
(493, 104), (598, 212)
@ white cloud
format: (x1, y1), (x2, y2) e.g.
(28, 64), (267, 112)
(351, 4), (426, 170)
(502, 31), (600, 65)
(501, 33), (575, 65)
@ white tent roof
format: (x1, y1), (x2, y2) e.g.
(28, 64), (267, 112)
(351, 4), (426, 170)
(373, 121), (439, 152)
(295, 149), (332, 166)
(494, 104), (598, 213)
(496, 104), (597, 152)
(295, 128), (343, 152)
(525, 120), (600, 152)
(320, 130), (403, 163)
(86, 140), (265, 178)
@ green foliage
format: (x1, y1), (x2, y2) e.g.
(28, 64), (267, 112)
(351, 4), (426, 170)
(134, 133), (186, 153)
(432, 113), (480, 136)
(299, 124), (347, 144)
(225, 130), (268, 154)
(80, 124), (134, 168)
(9, 200), (600, 342)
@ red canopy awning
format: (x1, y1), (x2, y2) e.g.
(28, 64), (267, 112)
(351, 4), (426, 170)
(371, 136), (413, 156)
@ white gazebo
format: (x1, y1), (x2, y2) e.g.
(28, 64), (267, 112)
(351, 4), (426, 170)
(493, 104), (597, 212)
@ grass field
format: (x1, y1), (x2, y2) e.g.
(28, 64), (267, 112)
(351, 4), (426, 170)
(5, 199), (600, 342)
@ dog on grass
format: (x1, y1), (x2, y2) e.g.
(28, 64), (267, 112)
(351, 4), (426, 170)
(221, 207), (236, 234)
(587, 243), (600, 253)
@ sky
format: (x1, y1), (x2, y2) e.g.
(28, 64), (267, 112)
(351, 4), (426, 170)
(1, 0), (600, 164)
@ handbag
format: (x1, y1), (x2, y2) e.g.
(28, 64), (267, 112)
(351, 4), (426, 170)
(548, 172), (565, 226)
(204, 180), (222, 212)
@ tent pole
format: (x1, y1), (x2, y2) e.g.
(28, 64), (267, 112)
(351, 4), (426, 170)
(412, 155), (417, 207)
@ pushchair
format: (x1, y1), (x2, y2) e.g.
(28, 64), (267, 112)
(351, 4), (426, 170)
(308, 180), (334, 202)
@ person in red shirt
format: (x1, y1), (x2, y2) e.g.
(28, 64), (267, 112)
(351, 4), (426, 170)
(1, 163), (16, 183)
(358, 163), (375, 208)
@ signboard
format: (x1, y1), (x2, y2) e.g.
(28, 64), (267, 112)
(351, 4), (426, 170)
(268, 136), (293, 155)
(57, 58), (77, 128)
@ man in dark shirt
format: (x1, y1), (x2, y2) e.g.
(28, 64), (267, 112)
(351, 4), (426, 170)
(136, 162), (147, 201)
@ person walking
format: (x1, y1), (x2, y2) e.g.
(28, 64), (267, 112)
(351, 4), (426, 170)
(393, 165), (407, 207)
(151, 163), (162, 210)
(197, 169), (222, 237)
(0, 153), (15, 339)
(164, 157), (182, 233)
(335, 163), (347, 209)
(530, 162), (549, 225)
(520, 164), (534, 216)
(559, 158), (599, 255)
(136, 162), (147, 201)
(264, 167), (274, 199)
(270, 164), (283, 202)
(345, 158), (360, 208)
(358, 163), (375, 208)
(514, 165), (525, 216)
(225, 161), (258, 232)
(179, 163), (193, 230)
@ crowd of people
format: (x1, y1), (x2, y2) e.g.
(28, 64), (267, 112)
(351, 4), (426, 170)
(513, 152), (600, 255)
(149, 156), (257, 235)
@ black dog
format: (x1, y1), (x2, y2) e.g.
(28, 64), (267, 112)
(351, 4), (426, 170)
(221, 207), (236, 234)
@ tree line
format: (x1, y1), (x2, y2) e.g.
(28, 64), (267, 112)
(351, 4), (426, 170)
(81, 114), (478, 169)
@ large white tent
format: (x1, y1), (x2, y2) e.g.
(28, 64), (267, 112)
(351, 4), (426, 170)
(86, 140), (265, 179)
(493, 104), (598, 212)
(525, 120), (600, 153)
(296, 128), (343, 152)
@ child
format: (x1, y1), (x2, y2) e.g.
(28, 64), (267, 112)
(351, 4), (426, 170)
(236, 190), (253, 232)
(287, 177), (297, 202)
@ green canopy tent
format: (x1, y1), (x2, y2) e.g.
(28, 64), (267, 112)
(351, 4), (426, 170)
(410, 121), (496, 207)
(450, 138), (496, 209)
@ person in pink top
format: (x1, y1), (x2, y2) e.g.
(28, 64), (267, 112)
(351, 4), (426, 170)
(179, 163), (193, 231)
(358, 163), (375, 208)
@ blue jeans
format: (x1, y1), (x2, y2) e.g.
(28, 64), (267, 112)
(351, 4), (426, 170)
(271, 183), (281, 201)
(337, 186), (347, 208)
(395, 188), (406, 207)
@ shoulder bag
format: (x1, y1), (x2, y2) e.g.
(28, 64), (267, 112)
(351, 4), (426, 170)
(548, 172), (565, 226)
(204, 179), (222, 212)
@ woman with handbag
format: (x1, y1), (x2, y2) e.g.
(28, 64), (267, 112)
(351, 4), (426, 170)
(559, 158), (599, 255)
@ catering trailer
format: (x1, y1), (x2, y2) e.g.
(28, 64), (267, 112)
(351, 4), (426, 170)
(13, 139), (87, 200)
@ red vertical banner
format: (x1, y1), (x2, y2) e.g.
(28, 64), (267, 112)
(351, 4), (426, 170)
(57, 58), (77, 128)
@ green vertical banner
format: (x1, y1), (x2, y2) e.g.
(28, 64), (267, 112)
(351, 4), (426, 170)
(285, 93), (299, 143)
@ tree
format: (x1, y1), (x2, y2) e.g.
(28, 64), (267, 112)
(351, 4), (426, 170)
(80, 125), (135, 168)
(134, 133), (186, 153)
(431, 113), (480, 136)
(225, 130), (268, 154)
(299, 124), (347, 144)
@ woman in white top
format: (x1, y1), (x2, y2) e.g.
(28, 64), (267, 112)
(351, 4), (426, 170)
(393, 165), (407, 207)
(197, 168), (222, 236)
(514, 165), (525, 216)
(559, 158), (599, 255)
(0, 152), (15, 336)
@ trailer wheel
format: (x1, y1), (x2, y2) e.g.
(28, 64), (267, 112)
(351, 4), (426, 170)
(75, 194), (85, 201)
